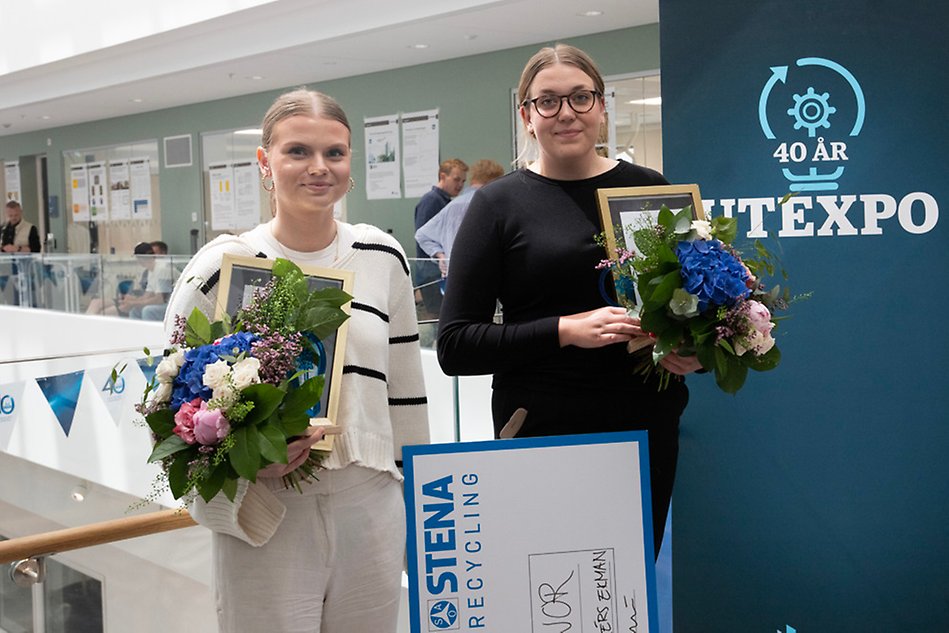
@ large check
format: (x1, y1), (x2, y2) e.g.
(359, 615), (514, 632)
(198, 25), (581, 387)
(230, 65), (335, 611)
(404, 432), (658, 632)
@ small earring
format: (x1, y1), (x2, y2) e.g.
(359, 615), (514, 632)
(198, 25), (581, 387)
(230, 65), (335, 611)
(348, 177), (355, 192)
(261, 175), (274, 192)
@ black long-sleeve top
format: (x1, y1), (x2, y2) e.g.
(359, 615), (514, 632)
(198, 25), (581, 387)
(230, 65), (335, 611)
(437, 163), (689, 411)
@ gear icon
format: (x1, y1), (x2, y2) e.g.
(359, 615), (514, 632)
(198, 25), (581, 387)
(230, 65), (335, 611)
(787, 87), (836, 137)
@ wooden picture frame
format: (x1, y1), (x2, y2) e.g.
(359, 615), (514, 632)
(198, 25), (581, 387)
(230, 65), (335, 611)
(217, 253), (354, 451)
(596, 184), (705, 311)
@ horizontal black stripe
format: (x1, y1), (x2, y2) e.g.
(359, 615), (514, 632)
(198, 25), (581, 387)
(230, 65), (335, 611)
(352, 302), (389, 323)
(389, 396), (427, 406)
(389, 333), (420, 344)
(342, 365), (387, 382)
(352, 241), (410, 276)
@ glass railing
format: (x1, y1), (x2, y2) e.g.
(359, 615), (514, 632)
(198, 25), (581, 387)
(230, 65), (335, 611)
(1, 254), (453, 350)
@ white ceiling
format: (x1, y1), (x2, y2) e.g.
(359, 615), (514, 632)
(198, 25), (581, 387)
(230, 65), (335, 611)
(0, 0), (658, 138)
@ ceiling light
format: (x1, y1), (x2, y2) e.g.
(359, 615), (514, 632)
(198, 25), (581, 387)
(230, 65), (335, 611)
(130, 98), (143, 103)
(579, 10), (603, 17)
(70, 481), (89, 502)
(628, 97), (662, 106)
(235, 128), (263, 136)
(41, 115), (51, 120)
(464, 34), (478, 41)
(409, 43), (429, 49)
(248, 75), (264, 80)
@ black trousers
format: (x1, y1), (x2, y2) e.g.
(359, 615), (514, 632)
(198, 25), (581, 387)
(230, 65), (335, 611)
(492, 385), (685, 557)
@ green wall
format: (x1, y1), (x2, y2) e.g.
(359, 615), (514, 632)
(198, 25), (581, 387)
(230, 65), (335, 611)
(0, 25), (659, 255)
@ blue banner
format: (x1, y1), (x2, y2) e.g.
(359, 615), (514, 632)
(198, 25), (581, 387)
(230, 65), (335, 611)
(660, 1), (948, 631)
(36, 370), (85, 436)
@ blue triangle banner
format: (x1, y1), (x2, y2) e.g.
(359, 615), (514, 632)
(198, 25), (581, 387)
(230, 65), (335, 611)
(36, 370), (85, 436)
(137, 357), (158, 387)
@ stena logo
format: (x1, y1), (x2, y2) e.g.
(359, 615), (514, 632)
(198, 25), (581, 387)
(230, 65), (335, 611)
(429, 599), (459, 630)
(0, 394), (14, 416)
(421, 475), (459, 629)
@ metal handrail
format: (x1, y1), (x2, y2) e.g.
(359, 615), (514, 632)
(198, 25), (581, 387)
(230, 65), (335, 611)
(0, 508), (197, 565)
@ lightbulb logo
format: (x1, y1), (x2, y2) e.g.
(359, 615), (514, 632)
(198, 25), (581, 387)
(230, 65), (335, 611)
(759, 57), (865, 192)
(428, 598), (459, 630)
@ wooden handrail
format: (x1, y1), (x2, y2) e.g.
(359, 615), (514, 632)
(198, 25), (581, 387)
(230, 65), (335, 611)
(0, 508), (197, 565)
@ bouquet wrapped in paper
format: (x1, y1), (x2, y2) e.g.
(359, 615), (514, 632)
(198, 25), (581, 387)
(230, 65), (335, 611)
(597, 201), (799, 394)
(137, 258), (351, 501)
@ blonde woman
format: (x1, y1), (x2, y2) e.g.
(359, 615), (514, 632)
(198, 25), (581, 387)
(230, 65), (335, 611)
(165, 89), (429, 632)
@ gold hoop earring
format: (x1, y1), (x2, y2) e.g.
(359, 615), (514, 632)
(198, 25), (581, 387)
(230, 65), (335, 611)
(348, 177), (355, 193)
(261, 175), (274, 192)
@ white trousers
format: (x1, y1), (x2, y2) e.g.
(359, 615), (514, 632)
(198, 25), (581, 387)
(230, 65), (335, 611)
(214, 465), (406, 633)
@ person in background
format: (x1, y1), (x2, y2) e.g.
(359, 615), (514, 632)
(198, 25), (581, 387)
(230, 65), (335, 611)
(1, 200), (41, 253)
(436, 44), (701, 555)
(84, 241), (154, 316)
(150, 240), (169, 255)
(164, 88), (429, 633)
(413, 158), (467, 318)
(415, 159), (505, 276)
(139, 240), (173, 320)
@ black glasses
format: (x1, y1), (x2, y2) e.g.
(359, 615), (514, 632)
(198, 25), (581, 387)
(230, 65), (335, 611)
(522, 90), (602, 118)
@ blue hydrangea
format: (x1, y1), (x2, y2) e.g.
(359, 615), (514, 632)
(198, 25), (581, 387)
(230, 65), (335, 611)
(676, 239), (751, 313)
(169, 333), (259, 409)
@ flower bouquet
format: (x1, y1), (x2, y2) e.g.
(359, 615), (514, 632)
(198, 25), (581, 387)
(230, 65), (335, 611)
(597, 200), (797, 394)
(138, 258), (351, 502)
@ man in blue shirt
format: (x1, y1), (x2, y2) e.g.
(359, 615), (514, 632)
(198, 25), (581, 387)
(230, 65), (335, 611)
(413, 158), (467, 318)
(415, 159), (505, 276)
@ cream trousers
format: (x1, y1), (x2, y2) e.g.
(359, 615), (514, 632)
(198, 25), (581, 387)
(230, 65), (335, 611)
(214, 465), (405, 633)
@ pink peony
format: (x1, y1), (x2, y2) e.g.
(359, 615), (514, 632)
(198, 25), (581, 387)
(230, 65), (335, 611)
(172, 398), (203, 444)
(734, 300), (775, 356)
(192, 403), (230, 445)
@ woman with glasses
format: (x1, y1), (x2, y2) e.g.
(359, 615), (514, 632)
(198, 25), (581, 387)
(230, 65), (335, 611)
(437, 44), (700, 554)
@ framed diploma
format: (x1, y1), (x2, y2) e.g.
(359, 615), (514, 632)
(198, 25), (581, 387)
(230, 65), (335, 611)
(217, 253), (353, 451)
(404, 432), (658, 632)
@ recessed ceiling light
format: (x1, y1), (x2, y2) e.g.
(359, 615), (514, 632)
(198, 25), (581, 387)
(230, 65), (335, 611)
(464, 34), (478, 40)
(41, 115), (51, 120)
(130, 98), (143, 103)
(628, 97), (662, 106)
(409, 43), (429, 49)
(248, 75), (264, 80)
(579, 10), (603, 17)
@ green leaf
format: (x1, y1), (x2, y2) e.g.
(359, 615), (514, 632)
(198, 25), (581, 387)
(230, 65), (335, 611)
(148, 435), (190, 462)
(280, 412), (311, 437)
(302, 306), (350, 340)
(167, 454), (191, 499)
(221, 476), (239, 502)
(282, 376), (324, 417)
(747, 345), (781, 371)
(229, 425), (262, 482)
(643, 270), (681, 310)
(673, 206), (693, 235)
(209, 319), (227, 343)
(185, 307), (212, 346)
(711, 216), (737, 244)
(145, 409), (175, 437)
(240, 383), (285, 426)
(197, 462), (228, 503)
(657, 205), (675, 231)
(258, 424), (288, 464)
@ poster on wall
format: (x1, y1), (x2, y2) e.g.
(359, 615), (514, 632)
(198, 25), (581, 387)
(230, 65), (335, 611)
(108, 160), (131, 220)
(401, 109), (440, 198)
(70, 164), (90, 222)
(3, 161), (21, 203)
(86, 162), (109, 221)
(404, 432), (658, 633)
(129, 157), (152, 219)
(209, 163), (236, 231)
(364, 114), (401, 200)
(233, 161), (262, 229)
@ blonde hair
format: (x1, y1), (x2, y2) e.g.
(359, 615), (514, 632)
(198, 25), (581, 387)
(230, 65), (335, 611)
(438, 158), (469, 177)
(514, 44), (606, 167)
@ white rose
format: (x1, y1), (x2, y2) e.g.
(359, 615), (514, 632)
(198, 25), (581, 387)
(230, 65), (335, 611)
(212, 383), (238, 406)
(691, 220), (713, 240)
(202, 359), (232, 390)
(170, 350), (185, 367)
(147, 381), (173, 406)
(155, 357), (181, 383)
(231, 357), (262, 390)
